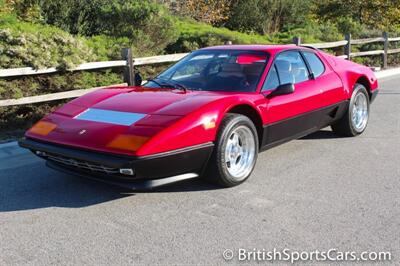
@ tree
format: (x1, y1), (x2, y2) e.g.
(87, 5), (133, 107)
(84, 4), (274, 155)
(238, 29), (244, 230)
(224, 0), (311, 35)
(315, 0), (400, 30)
(161, 0), (231, 25)
(2, 0), (41, 22)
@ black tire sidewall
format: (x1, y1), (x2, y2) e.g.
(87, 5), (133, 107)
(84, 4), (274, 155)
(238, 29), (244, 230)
(215, 114), (259, 186)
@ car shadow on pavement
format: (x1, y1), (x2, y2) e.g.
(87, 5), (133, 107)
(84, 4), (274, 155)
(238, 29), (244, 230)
(300, 129), (342, 140)
(0, 162), (220, 212)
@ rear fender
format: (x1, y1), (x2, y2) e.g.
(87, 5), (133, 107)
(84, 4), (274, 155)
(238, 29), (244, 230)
(319, 52), (378, 98)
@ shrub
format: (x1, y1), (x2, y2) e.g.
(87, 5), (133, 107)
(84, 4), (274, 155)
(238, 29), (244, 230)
(0, 13), (96, 70)
(272, 20), (343, 44)
(86, 35), (131, 61)
(167, 19), (271, 52)
(336, 17), (364, 38)
(37, 0), (178, 55)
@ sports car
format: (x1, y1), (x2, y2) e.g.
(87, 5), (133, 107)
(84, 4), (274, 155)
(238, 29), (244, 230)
(19, 45), (378, 188)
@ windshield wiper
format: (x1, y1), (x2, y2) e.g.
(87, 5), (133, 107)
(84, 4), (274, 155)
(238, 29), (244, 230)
(168, 81), (188, 93)
(147, 79), (163, 87)
(150, 78), (188, 92)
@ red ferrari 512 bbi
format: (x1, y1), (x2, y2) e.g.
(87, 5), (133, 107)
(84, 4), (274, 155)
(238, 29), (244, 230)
(19, 45), (379, 188)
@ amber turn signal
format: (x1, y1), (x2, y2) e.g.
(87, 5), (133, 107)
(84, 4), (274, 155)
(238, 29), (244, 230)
(107, 134), (149, 152)
(202, 116), (216, 129)
(28, 121), (57, 136)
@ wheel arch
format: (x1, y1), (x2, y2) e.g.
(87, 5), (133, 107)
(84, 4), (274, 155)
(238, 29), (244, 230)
(355, 75), (372, 99)
(226, 104), (264, 148)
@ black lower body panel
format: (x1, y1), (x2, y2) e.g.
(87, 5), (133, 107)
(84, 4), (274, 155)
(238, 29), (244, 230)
(19, 138), (214, 181)
(260, 101), (349, 151)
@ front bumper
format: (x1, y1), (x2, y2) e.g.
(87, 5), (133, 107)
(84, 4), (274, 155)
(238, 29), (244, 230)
(19, 138), (214, 182)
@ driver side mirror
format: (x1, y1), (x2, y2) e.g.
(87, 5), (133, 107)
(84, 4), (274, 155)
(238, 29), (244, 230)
(135, 70), (143, 86)
(266, 83), (295, 99)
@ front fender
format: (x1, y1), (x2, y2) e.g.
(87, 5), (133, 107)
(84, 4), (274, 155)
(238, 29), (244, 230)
(136, 94), (264, 156)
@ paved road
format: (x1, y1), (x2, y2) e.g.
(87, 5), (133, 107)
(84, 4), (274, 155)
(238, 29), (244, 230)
(1, 77), (399, 265)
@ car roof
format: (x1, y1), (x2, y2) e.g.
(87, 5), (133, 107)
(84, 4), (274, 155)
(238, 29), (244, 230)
(200, 44), (302, 53)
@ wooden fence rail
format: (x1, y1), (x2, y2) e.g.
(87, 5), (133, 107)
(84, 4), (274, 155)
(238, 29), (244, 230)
(0, 84), (127, 107)
(302, 40), (348, 49)
(0, 55), (188, 78)
(1, 31), (400, 107)
(294, 31), (400, 69)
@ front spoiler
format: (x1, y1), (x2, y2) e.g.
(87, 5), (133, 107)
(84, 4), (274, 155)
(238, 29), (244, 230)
(46, 161), (199, 190)
(19, 138), (214, 182)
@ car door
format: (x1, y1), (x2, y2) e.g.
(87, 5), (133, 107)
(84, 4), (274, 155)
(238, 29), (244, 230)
(301, 50), (346, 108)
(300, 50), (347, 128)
(261, 50), (327, 147)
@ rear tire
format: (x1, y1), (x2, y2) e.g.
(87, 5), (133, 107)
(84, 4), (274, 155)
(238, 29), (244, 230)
(331, 83), (370, 137)
(204, 114), (258, 187)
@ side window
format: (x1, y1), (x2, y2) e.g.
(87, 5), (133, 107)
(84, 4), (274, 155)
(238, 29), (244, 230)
(275, 51), (309, 84)
(262, 65), (280, 91)
(302, 51), (325, 78)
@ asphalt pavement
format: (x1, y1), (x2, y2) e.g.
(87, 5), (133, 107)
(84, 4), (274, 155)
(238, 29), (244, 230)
(0, 76), (399, 265)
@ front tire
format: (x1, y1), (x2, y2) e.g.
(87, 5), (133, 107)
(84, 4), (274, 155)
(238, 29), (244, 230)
(331, 83), (370, 137)
(204, 114), (258, 187)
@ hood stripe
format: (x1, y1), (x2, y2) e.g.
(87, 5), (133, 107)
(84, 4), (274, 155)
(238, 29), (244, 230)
(75, 108), (146, 126)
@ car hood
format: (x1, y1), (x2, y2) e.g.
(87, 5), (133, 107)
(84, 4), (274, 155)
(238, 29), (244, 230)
(26, 87), (232, 156)
(65, 87), (227, 116)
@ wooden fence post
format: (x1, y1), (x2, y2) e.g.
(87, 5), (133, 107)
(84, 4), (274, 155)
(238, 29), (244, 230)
(292, 37), (301, 46)
(345, 33), (351, 60)
(121, 48), (135, 86)
(382, 32), (389, 69)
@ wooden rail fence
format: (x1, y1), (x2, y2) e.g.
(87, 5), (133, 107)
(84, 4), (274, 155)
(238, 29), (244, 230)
(0, 31), (399, 107)
(295, 32), (400, 69)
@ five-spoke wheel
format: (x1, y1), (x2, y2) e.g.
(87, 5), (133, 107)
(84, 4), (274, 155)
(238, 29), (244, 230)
(224, 126), (256, 181)
(205, 114), (258, 187)
(332, 83), (370, 136)
(351, 92), (369, 132)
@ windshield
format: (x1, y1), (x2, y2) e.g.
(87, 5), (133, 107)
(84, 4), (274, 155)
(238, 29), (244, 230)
(144, 50), (269, 92)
